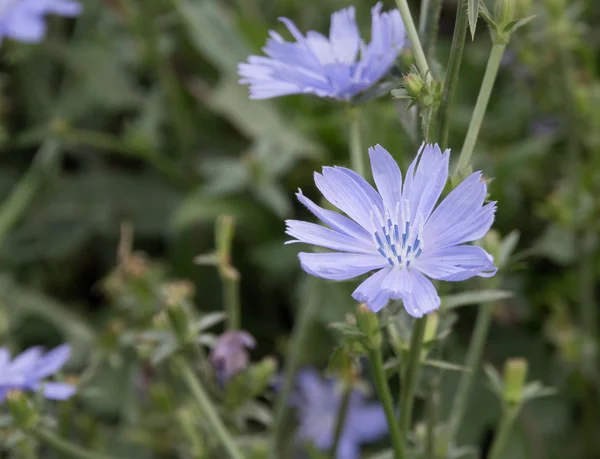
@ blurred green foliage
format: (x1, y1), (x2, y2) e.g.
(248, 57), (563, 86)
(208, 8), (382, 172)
(1, 0), (600, 457)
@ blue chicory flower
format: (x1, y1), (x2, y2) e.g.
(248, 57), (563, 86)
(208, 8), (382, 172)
(209, 330), (256, 384)
(292, 369), (387, 459)
(0, 344), (76, 402)
(238, 2), (406, 100)
(286, 144), (497, 317)
(0, 0), (82, 44)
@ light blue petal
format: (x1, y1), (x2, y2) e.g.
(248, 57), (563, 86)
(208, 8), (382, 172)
(347, 403), (388, 443)
(295, 189), (371, 243)
(0, 348), (10, 371)
(401, 270), (440, 317)
(315, 168), (382, 231)
(335, 439), (361, 459)
(329, 7), (360, 65)
(423, 172), (491, 250)
(403, 144), (449, 222)
(299, 253), (386, 281)
(42, 0), (82, 16)
(278, 17), (306, 42)
(4, 10), (46, 42)
(41, 382), (76, 400)
(9, 347), (43, 375)
(32, 344), (71, 379)
(286, 220), (375, 254)
(381, 267), (412, 299)
(334, 167), (384, 212)
(416, 245), (496, 281)
(352, 267), (392, 311)
(368, 144), (402, 212)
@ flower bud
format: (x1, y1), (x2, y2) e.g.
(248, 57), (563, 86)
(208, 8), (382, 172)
(403, 73), (424, 99)
(423, 312), (439, 344)
(503, 357), (528, 404)
(355, 303), (382, 349)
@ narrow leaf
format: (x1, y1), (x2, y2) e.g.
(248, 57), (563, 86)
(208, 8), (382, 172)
(468, 0), (481, 40)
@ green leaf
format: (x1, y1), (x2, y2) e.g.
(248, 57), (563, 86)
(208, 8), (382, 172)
(468, 0), (481, 40)
(194, 312), (227, 332)
(504, 14), (538, 36)
(441, 289), (514, 309)
(422, 359), (471, 372)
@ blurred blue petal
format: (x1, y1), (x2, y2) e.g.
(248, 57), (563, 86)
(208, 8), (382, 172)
(239, 3), (406, 100)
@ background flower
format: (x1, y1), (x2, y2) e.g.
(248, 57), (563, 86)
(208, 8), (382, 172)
(0, 344), (76, 401)
(292, 368), (387, 459)
(0, 0), (81, 43)
(286, 144), (497, 316)
(238, 2), (406, 100)
(210, 330), (256, 384)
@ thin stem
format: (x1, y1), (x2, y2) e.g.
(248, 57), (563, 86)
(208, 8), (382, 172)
(446, 303), (494, 446)
(0, 140), (60, 248)
(399, 316), (427, 435)
(270, 280), (321, 457)
(177, 409), (205, 457)
(418, 0), (443, 62)
(435, 0), (469, 147)
(136, 1), (194, 158)
(330, 385), (352, 458)
(487, 408), (519, 459)
(395, 0), (431, 80)
(176, 357), (245, 459)
(348, 105), (365, 176)
(33, 428), (116, 459)
(425, 378), (440, 459)
(223, 270), (241, 330)
(453, 43), (506, 177)
(368, 347), (405, 459)
(59, 129), (192, 187)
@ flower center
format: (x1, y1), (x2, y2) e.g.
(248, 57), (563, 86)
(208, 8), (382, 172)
(371, 201), (423, 269)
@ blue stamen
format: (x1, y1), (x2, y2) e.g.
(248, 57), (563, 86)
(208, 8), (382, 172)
(406, 245), (412, 257)
(375, 233), (385, 249)
(387, 257), (394, 266)
(390, 245), (398, 257)
(397, 255), (402, 264)
(413, 238), (420, 252)
(406, 260), (411, 268)
(394, 224), (399, 243)
(385, 234), (392, 245)
(415, 248), (422, 258)
(378, 247), (387, 258)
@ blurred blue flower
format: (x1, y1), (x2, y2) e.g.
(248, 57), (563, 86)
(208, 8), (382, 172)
(210, 330), (256, 384)
(0, 344), (75, 401)
(238, 2), (406, 100)
(286, 144), (497, 316)
(0, 0), (82, 44)
(292, 369), (387, 459)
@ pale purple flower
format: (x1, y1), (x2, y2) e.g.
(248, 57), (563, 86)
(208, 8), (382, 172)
(292, 369), (387, 459)
(0, 0), (82, 44)
(286, 144), (497, 316)
(0, 344), (76, 401)
(238, 2), (406, 100)
(210, 330), (256, 383)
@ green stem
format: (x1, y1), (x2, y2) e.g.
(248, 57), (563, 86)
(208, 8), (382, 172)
(368, 347), (405, 459)
(330, 385), (352, 458)
(487, 408), (519, 459)
(223, 270), (241, 330)
(59, 129), (192, 187)
(418, 0), (443, 63)
(33, 428), (116, 459)
(394, 0), (431, 80)
(435, 0), (469, 147)
(136, 1), (194, 158)
(270, 280), (321, 457)
(425, 378), (440, 459)
(177, 409), (205, 457)
(453, 43), (506, 177)
(446, 303), (494, 446)
(0, 139), (60, 248)
(348, 106), (365, 176)
(399, 316), (427, 435)
(176, 357), (245, 459)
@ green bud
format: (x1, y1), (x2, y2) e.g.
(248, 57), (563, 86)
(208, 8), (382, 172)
(355, 303), (382, 349)
(503, 357), (528, 404)
(494, 0), (516, 27)
(6, 392), (39, 430)
(166, 302), (191, 344)
(248, 356), (278, 396)
(48, 118), (70, 136)
(403, 73), (425, 99)
(423, 312), (439, 343)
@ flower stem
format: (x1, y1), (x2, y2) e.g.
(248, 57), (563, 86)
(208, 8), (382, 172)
(215, 215), (241, 330)
(33, 428), (116, 459)
(270, 280), (321, 457)
(435, 0), (469, 147)
(486, 407), (519, 459)
(425, 377), (440, 459)
(394, 0), (431, 80)
(348, 105), (365, 176)
(399, 316), (427, 435)
(446, 303), (494, 446)
(0, 139), (61, 248)
(330, 385), (352, 458)
(176, 357), (245, 459)
(418, 0), (443, 62)
(453, 43), (506, 177)
(368, 346), (406, 459)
